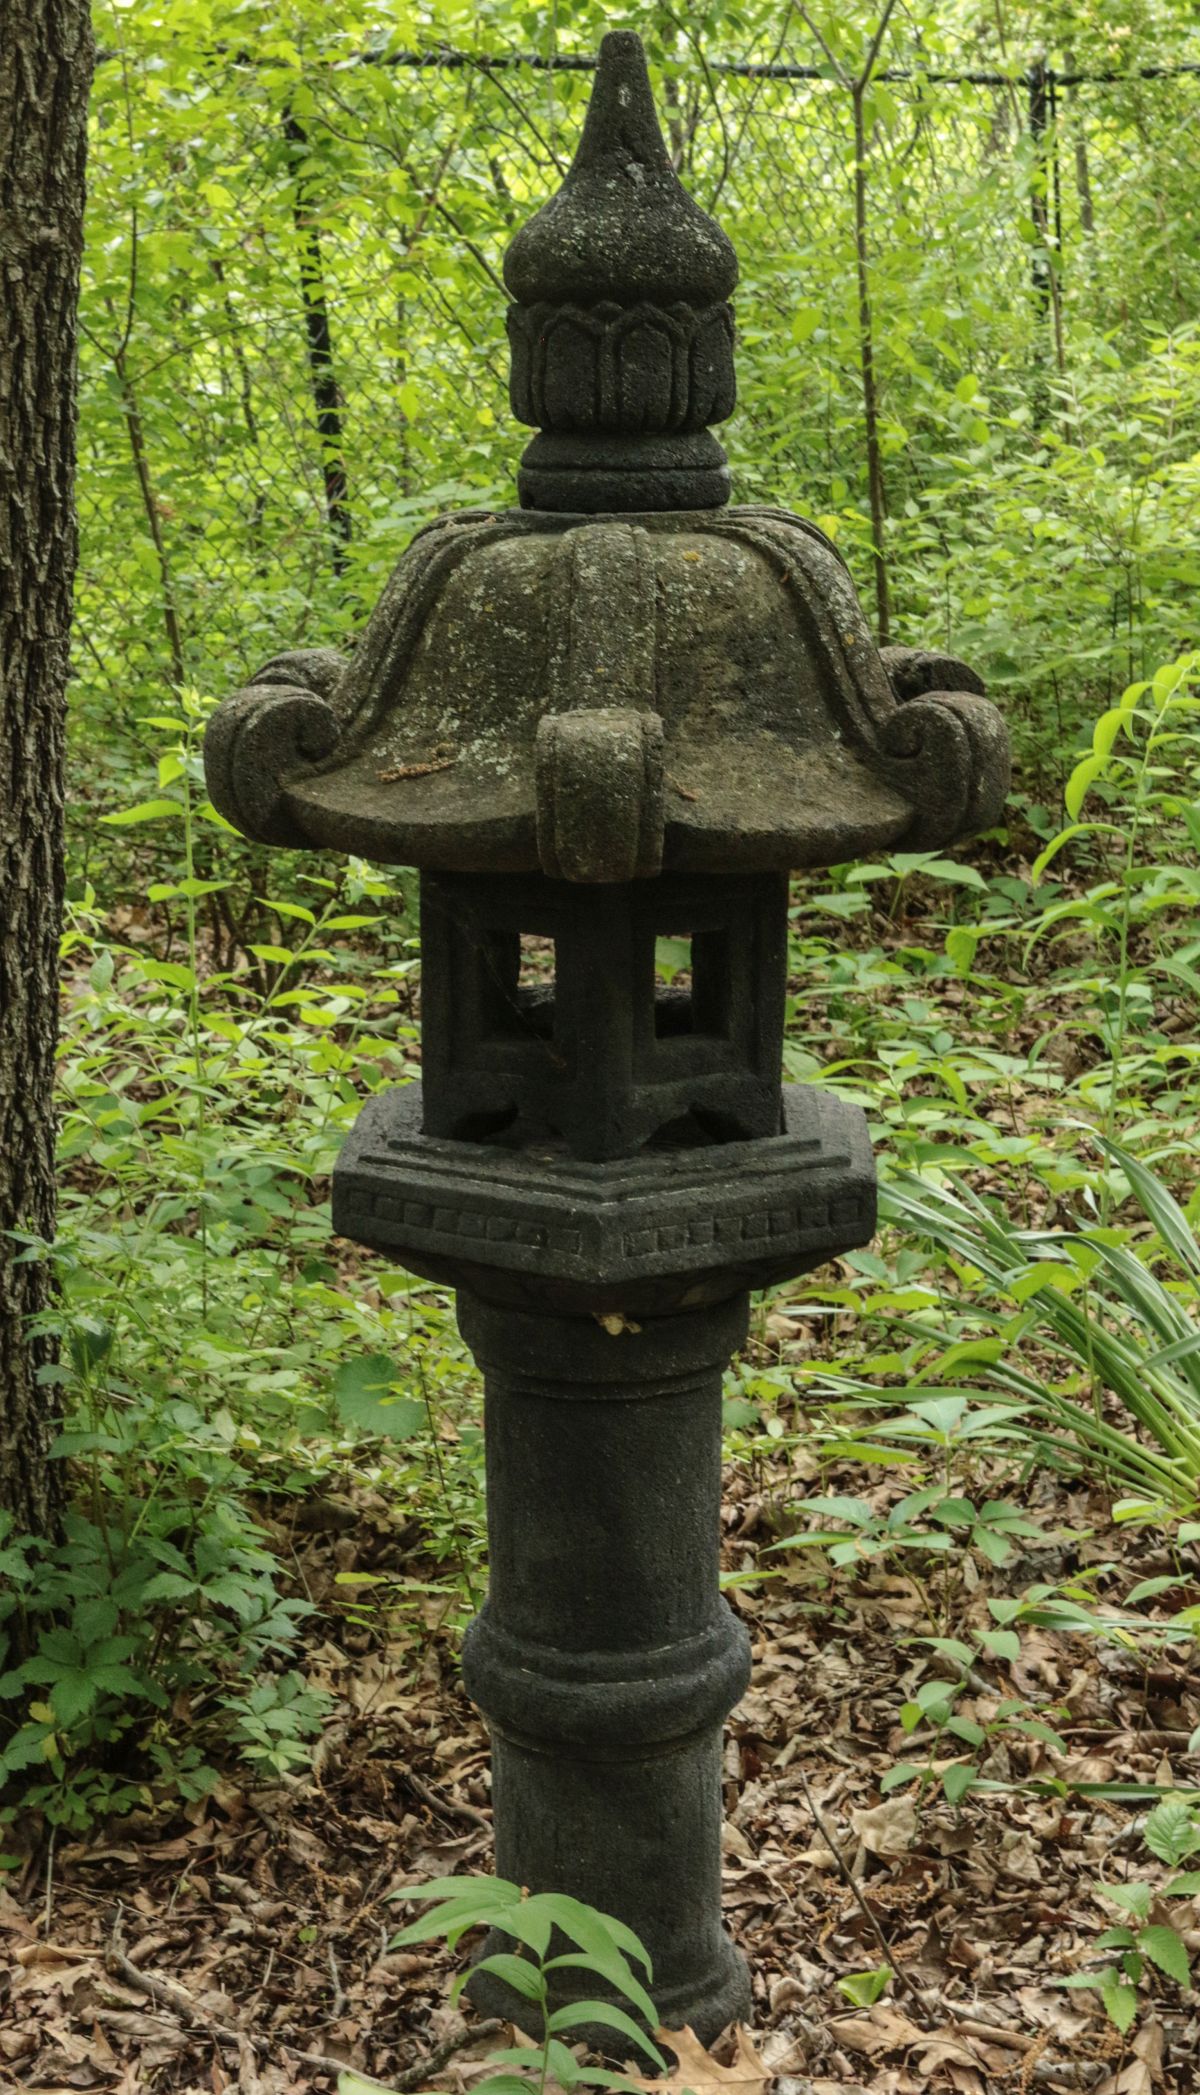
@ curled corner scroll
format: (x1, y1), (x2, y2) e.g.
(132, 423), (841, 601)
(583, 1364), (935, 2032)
(880, 687), (1012, 850)
(203, 648), (348, 847)
(878, 644), (986, 704)
(535, 707), (665, 883)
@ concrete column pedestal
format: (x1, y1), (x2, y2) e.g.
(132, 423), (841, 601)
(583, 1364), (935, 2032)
(458, 1290), (752, 2043)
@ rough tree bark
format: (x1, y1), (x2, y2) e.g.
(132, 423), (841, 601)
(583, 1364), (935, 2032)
(0, 0), (95, 1531)
(283, 109), (352, 574)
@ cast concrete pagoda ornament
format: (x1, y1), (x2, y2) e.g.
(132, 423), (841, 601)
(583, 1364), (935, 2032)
(205, 28), (1009, 2049)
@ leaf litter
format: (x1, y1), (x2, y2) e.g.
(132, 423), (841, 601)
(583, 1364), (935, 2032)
(2, 1392), (1198, 2092)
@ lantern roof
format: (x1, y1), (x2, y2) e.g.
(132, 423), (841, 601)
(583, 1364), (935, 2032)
(204, 32), (1009, 882)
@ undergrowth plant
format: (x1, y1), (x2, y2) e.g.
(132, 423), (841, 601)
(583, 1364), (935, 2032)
(339, 1878), (664, 2095)
(878, 1140), (1200, 1511)
(1058, 1795), (1200, 2032)
(1, 697), (486, 1829)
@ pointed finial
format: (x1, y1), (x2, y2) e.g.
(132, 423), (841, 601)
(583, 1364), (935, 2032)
(504, 31), (739, 512)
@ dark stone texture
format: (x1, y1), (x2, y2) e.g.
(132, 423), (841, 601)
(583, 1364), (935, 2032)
(535, 706), (665, 883)
(202, 646), (348, 848)
(198, 29), (1013, 2051)
(503, 33), (737, 513)
(517, 431), (731, 514)
(502, 35), (737, 309)
(879, 643), (987, 703)
(416, 868), (789, 1161)
(204, 509), (1010, 874)
(457, 1290), (752, 2046)
(507, 303), (736, 436)
(331, 1075), (876, 1316)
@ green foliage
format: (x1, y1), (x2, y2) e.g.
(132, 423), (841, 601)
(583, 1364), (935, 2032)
(340, 1878), (664, 2094)
(883, 1627), (1070, 1806)
(2, 699), (484, 1828)
(0, 1505), (321, 1828)
(1056, 1796), (1200, 2030)
(22, 0), (1200, 1867)
(879, 1142), (1200, 1508)
(836, 1965), (893, 2007)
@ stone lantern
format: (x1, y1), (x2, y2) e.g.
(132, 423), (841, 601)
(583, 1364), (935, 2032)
(205, 31), (1008, 2045)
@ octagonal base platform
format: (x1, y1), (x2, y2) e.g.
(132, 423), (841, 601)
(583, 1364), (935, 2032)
(332, 1081), (875, 1313)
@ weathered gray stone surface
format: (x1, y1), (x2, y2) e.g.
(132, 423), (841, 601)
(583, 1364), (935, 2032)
(205, 506), (1010, 877)
(503, 26), (737, 511)
(415, 867), (792, 1162)
(333, 1075), (876, 1313)
(458, 1290), (753, 2044)
(503, 31), (737, 308)
(200, 26), (1012, 2054)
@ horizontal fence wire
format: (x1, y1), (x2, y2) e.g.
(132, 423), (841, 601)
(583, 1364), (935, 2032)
(75, 24), (1200, 787)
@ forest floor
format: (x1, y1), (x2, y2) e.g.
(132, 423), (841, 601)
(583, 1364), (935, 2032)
(4, 1426), (1197, 2095)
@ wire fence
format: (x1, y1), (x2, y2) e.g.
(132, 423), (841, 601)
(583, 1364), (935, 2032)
(76, 28), (1200, 780)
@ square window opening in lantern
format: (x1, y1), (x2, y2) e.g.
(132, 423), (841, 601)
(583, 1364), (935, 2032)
(654, 934), (695, 1037)
(514, 932), (557, 1041)
(653, 926), (740, 1047)
(473, 927), (556, 1043)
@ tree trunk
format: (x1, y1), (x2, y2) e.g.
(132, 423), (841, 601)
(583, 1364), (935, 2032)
(851, 80), (890, 645)
(0, 0), (94, 1531)
(283, 110), (352, 574)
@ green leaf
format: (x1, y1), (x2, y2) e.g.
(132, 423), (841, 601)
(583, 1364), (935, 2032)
(920, 1637), (975, 1667)
(489, 1902), (555, 1960)
(265, 899), (317, 925)
(332, 1356), (424, 1439)
(543, 1953), (658, 2028)
(1137, 1924), (1190, 1986)
(979, 1629), (1020, 1663)
(1101, 1882), (1153, 1923)
(465, 1953), (546, 2003)
(880, 1762), (923, 1793)
(390, 1877), (521, 1906)
(532, 1893), (653, 1977)
(1091, 706), (1129, 760)
(546, 2002), (663, 2067)
(1144, 1797), (1200, 1868)
(945, 925), (980, 978)
(836, 1964), (892, 2006)
(391, 1897), (512, 1948)
(1099, 1972), (1139, 2033)
(100, 798), (182, 826)
(1065, 753), (1106, 818)
(1030, 820), (1123, 885)
(945, 1714), (986, 1747)
(912, 858), (987, 890)
(139, 1572), (198, 1603)
(792, 1494), (874, 1528)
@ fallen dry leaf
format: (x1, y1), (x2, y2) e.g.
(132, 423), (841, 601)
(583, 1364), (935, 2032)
(377, 754), (457, 781)
(832, 2005), (925, 2059)
(1101, 2016), (1166, 2095)
(15, 1941), (98, 1966)
(629, 2025), (770, 2095)
(850, 1796), (917, 1859)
